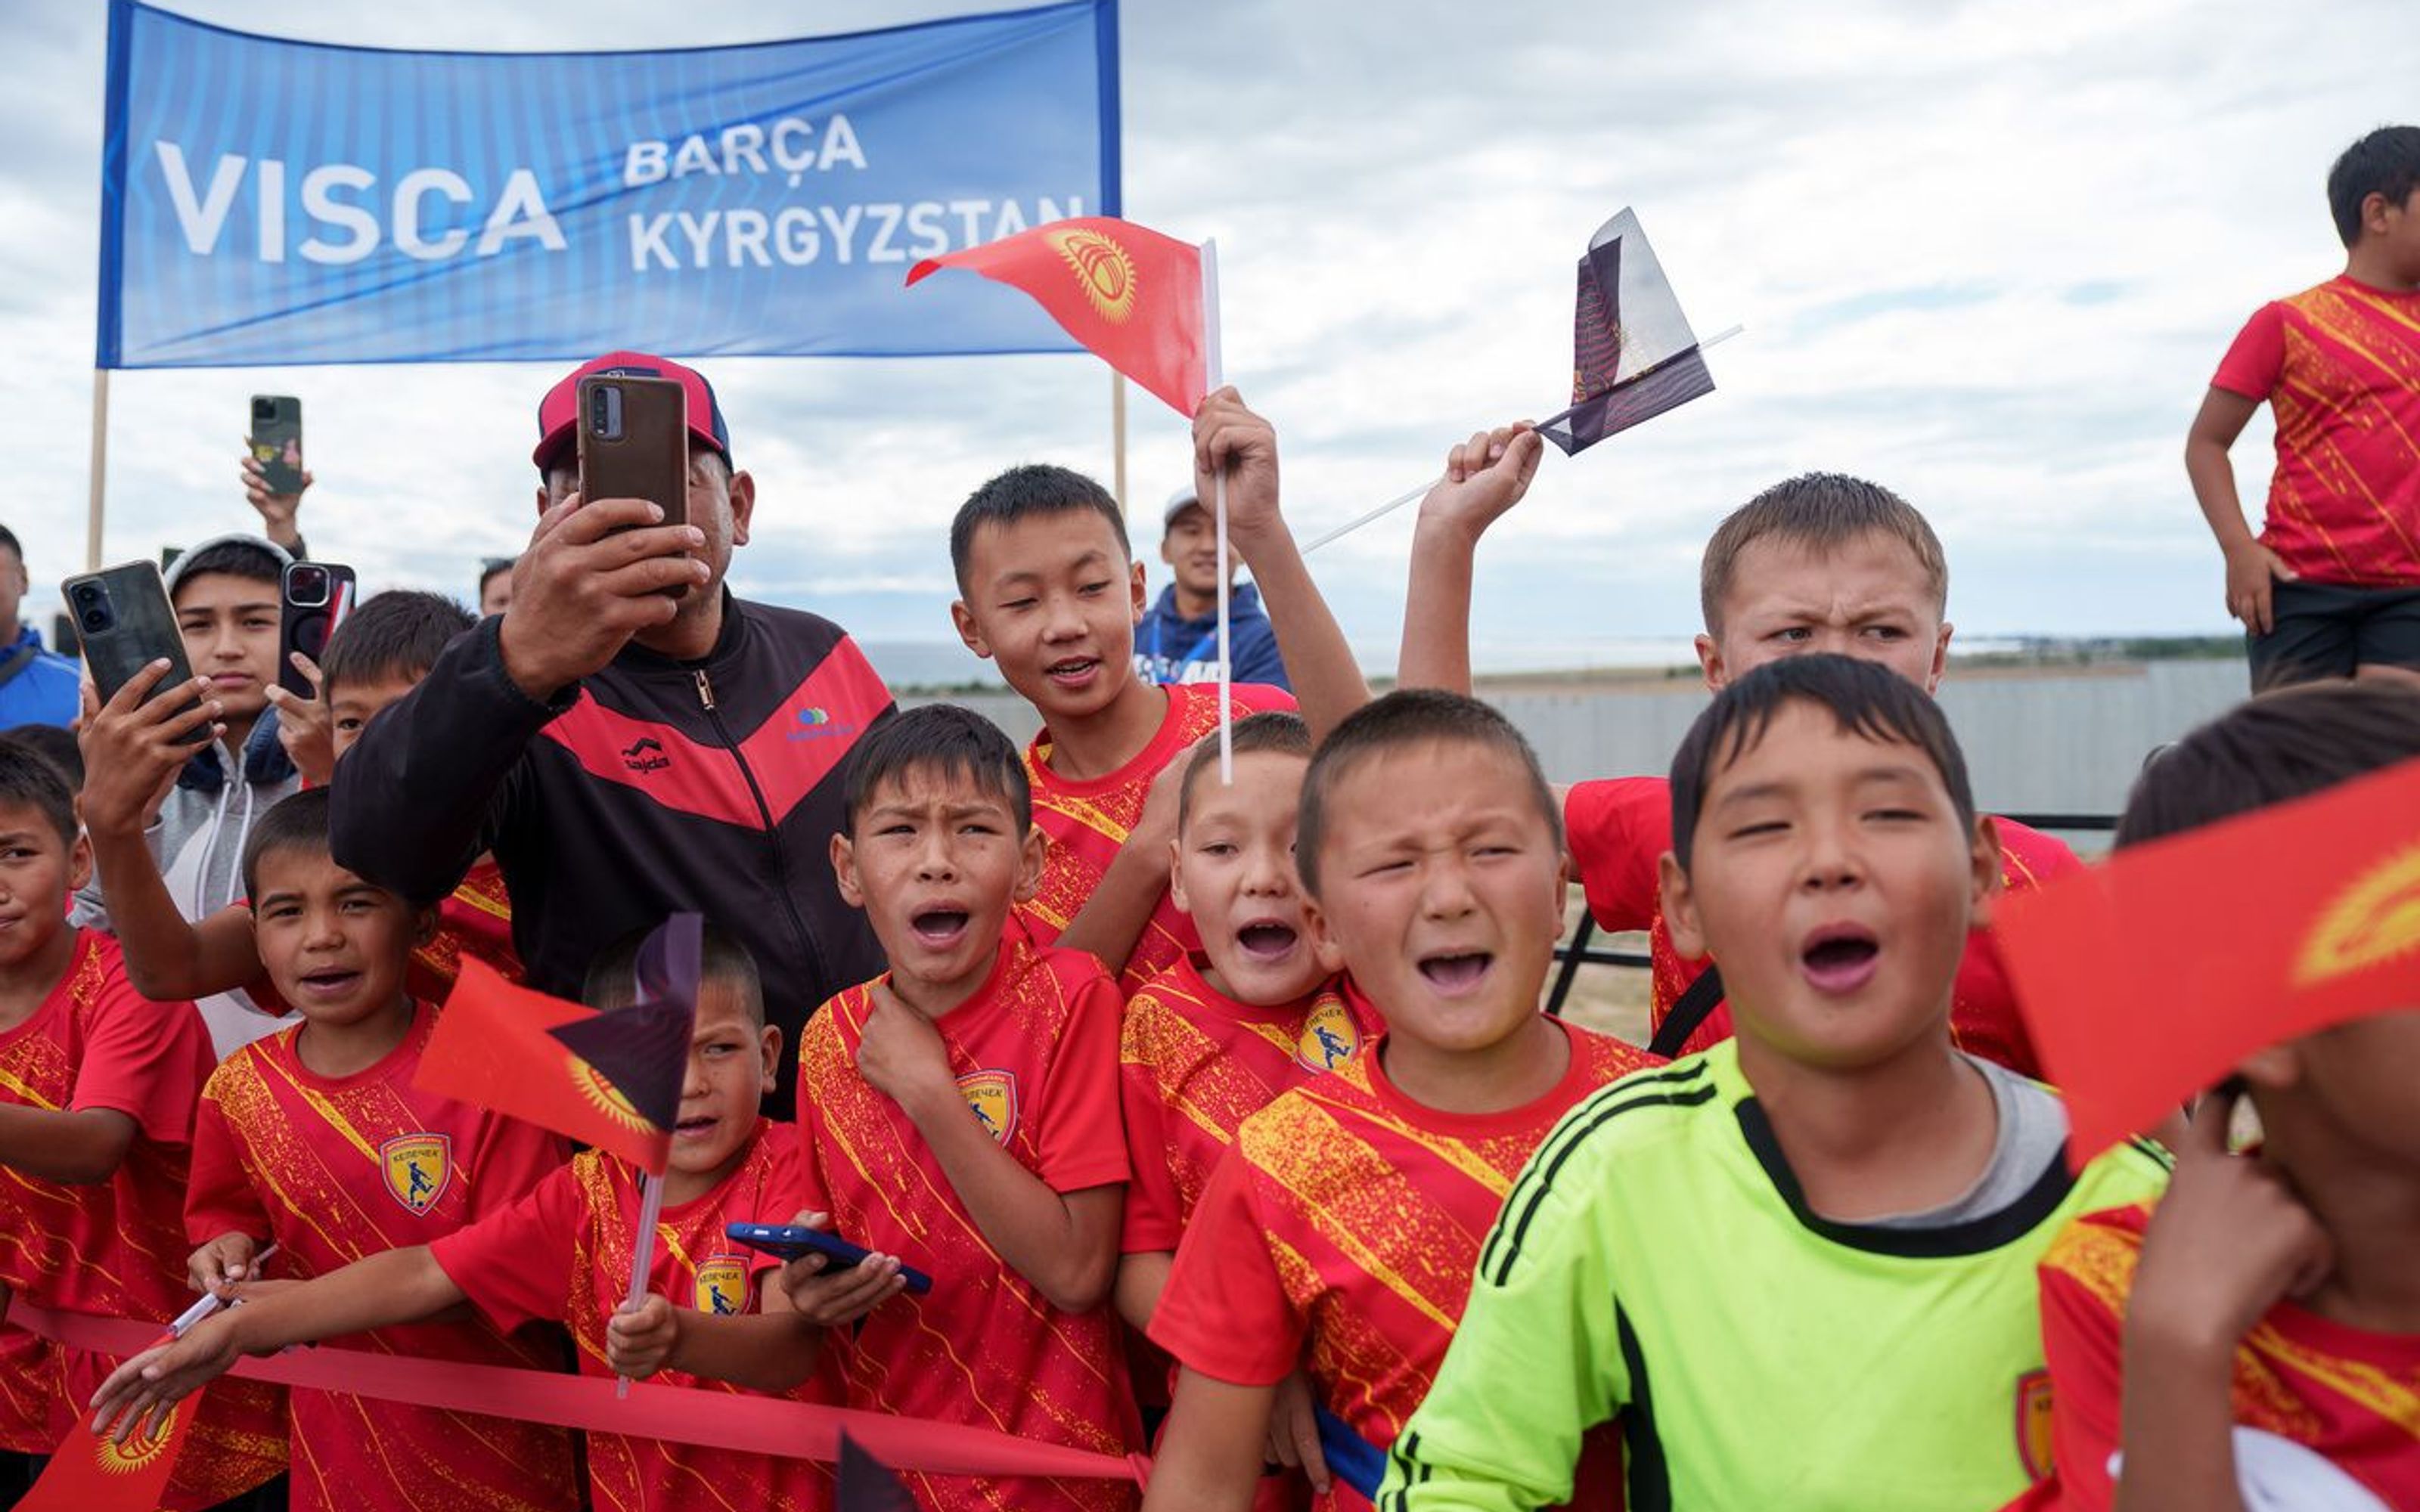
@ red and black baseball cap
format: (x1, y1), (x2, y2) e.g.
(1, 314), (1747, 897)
(533, 351), (731, 471)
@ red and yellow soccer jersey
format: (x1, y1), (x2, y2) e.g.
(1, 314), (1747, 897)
(1119, 957), (1382, 1254)
(186, 1001), (577, 1512)
(0, 930), (287, 1507)
(1020, 680), (1298, 992)
(1149, 1019), (1655, 1512)
(409, 858), (523, 1004)
(2040, 1201), (2420, 1510)
(795, 931), (1137, 1512)
(1563, 776), (2079, 1074)
(430, 1120), (824, 1512)
(2213, 276), (2420, 587)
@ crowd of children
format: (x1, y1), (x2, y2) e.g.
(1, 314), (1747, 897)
(0, 125), (2411, 1512)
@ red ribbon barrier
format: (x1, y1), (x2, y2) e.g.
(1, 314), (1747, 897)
(9, 1304), (1148, 1484)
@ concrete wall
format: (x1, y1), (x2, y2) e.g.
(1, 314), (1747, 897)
(909, 658), (2251, 825)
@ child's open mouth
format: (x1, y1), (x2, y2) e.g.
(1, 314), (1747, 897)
(1236, 922), (1299, 961)
(1799, 927), (1881, 994)
(910, 908), (971, 949)
(1044, 656), (1100, 688)
(674, 1114), (718, 1139)
(297, 968), (361, 997)
(1416, 952), (1492, 994)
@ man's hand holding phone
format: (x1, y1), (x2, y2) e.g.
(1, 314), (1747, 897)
(79, 667), (223, 837)
(496, 494), (706, 701)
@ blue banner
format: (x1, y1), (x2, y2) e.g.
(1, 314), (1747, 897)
(95, 0), (1118, 367)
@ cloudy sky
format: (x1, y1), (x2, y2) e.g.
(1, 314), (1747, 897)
(2, 0), (2413, 679)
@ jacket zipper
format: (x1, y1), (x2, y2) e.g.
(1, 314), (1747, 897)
(693, 668), (824, 987)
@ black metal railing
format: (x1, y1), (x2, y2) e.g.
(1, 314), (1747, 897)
(1544, 811), (2118, 1015)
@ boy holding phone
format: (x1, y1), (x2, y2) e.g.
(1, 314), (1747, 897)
(0, 745), (287, 1507)
(90, 920), (829, 1512)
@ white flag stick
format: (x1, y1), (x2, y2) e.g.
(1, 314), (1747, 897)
(1200, 237), (1231, 784)
(1301, 323), (1745, 556)
(616, 1169), (666, 1399)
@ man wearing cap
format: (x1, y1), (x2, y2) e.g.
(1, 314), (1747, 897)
(1132, 485), (1291, 689)
(330, 352), (894, 1116)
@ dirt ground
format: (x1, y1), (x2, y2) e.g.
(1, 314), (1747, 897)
(1548, 887), (1654, 1047)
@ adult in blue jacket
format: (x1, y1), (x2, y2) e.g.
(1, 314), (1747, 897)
(1133, 485), (1292, 689)
(0, 526), (83, 729)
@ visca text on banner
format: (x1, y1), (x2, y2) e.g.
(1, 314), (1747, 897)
(97, 0), (1120, 366)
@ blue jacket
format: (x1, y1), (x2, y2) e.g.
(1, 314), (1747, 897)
(0, 625), (82, 729)
(1133, 581), (1290, 690)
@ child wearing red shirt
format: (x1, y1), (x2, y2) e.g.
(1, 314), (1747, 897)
(1393, 430), (2080, 1072)
(182, 787), (578, 1511)
(2038, 682), (2420, 1510)
(947, 390), (1367, 991)
(0, 745), (285, 1508)
(1143, 693), (1656, 1512)
(2186, 125), (2420, 686)
(91, 924), (827, 1512)
(747, 706), (1139, 1512)
(81, 590), (526, 1033)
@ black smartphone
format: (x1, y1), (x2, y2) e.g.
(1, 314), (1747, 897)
(724, 1222), (934, 1294)
(60, 562), (209, 744)
(248, 395), (305, 495)
(278, 562), (356, 699)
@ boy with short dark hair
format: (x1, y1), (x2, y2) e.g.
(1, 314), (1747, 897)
(758, 702), (1137, 1511)
(73, 533), (300, 1054)
(1143, 691), (1655, 1512)
(1380, 655), (2170, 1511)
(86, 590), (520, 1024)
(1398, 438), (2080, 1072)
(172, 788), (579, 1511)
(2186, 125), (2420, 687)
(0, 745), (286, 1507)
(90, 919), (827, 1512)
(948, 390), (1366, 989)
(2037, 680), (2420, 1510)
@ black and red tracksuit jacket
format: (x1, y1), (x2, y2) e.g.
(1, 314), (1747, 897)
(330, 596), (894, 1117)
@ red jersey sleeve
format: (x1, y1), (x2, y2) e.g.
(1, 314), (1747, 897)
(183, 1074), (271, 1248)
(2038, 1239), (2127, 1512)
(1035, 968), (1129, 1195)
(1563, 779), (1667, 932)
(1118, 1029), (1183, 1254)
(70, 956), (208, 1145)
(2211, 303), (2285, 401)
(430, 1160), (583, 1334)
(1146, 1144), (1300, 1388)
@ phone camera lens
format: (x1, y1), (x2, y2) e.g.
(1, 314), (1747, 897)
(287, 565), (330, 607)
(80, 609), (107, 633)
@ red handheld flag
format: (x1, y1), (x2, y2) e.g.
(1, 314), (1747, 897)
(908, 216), (1205, 417)
(1996, 754), (2420, 1161)
(18, 1392), (198, 1511)
(418, 956), (690, 1174)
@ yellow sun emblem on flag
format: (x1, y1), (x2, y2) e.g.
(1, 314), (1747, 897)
(93, 1399), (182, 1473)
(2293, 841), (2420, 987)
(571, 1055), (653, 1133)
(1047, 228), (1137, 324)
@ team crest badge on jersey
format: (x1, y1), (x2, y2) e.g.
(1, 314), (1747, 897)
(2014, 1368), (2055, 1480)
(380, 1133), (452, 1216)
(1295, 996), (1363, 1074)
(958, 1070), (1019, 1145)
(694, 1255), (749, 1316)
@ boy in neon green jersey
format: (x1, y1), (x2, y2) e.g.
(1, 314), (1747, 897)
(1379, 653), (2170, 1511)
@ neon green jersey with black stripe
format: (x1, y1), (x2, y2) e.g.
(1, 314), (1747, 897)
(1378, 1043), (2170, 1512)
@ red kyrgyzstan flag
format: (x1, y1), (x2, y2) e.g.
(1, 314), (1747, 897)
(19, 1390), (200, 1511)
(908, 216), (1205, 417)
(1995, 754), (2420, 1161)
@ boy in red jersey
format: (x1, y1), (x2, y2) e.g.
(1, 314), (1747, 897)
(0, 745), (286, 1508)
(175, 788), (578, 1511)
(2186, 125), (2420, 688)
(82, 590), (525, 1020)
(2037, 682), (2420, 1510)
(1398, 437), (2079, 1072)
(91, 924), (827, 1512)
(1143, 692), (1656, 1512)
(948, 389), (1366, 990)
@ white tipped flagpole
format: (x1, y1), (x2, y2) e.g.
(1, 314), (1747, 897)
(1200, 237), (1231, 784)
(1299, 323), (1747, 556)
(616, 1170), (666, 1399)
